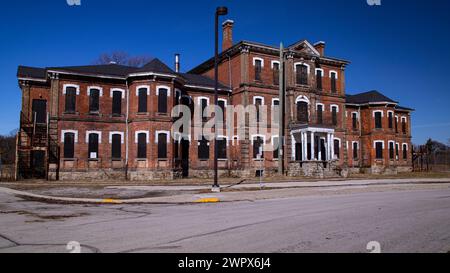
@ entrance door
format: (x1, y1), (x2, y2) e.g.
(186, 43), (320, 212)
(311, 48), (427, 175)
(320, 139), (326, 161)
(32, 99), (47, 124)
(31, 150), (46, 179)
(181, 139), (190, 178)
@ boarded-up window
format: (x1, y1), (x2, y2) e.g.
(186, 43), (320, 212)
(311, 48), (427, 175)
(331, 72), (337, 93)
(375, 112), (382, 129)
(111, 134), (121, 159)
(198, 137), (209, 160)
(65, 87), (76, 113)
(158, 133), (168, 159)
(376, 142), (383, 159)
(316, 70), (322, 90)
(352, 113), (358, 130)
(273, 62), (279, 85)
(138, 88), (147, 113)
(253, 137), (264, 159)
(217, 139), (227, 159)
(317, 104), (323, 124)
(158, 89), (168, 113)
(63, 133), (75, 158)
(403, 144), (407, 159)
(255, 98), (262, 122)
(88, 133), (99, 159)
(353, 142), (358, 160)
(112, 91), (122, 115)
(388, 112), (393, 129)
(89, 89), (100, 113)
(255, 59), (262, 81)
(389, 142), (394, 159)
(296, 65), (308, 85)
(334, 140), (340, 159)
(332, 106), (338, 126)
(297, 102), (308, 123)
(137, 133), (147, 158)
(273, 137), (279, 159)
(32, 99), (47, 124)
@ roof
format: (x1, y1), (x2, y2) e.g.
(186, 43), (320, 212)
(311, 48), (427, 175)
(179, 73), (229, 90)
(17, 66), (47, 79)
(346, 90), (397, 104)
(18, 59), (230, 91)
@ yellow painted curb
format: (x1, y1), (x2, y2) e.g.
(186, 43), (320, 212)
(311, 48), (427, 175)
(195, 198), (220, 203)
(102, 199), (123, 204)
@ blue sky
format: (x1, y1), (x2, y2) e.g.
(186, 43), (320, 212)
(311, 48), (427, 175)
(1, 0), (449, 144)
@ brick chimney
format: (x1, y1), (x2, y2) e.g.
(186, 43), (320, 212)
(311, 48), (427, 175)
(222, 20), (234, 52)
(314, 41), (326, 56)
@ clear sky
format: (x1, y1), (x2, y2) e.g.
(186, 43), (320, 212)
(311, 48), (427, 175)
(1, 0), (449, 144)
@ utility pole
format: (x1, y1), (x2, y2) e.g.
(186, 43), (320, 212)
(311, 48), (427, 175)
(278, 43), (285, 175)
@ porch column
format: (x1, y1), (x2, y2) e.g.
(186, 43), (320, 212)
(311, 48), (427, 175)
(318, 136), (322, 161)
(311, 132), (315, 160)
(300, 132), (304, 161)
(331, 133), (335, 160)
(327, 133), (331, 161)
(291, 133), (295, 160)
(303, 132), (307, 161)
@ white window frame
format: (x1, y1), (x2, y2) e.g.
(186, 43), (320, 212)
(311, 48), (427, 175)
(85, 131), (102, 144)
(272, 98), (280, 107)
(135, 130), (150, 144)
(316, 103), (325, 111)
(253, 96), (265, 105)
(251, 134), (266, 145)
(136, 85), (150, 96)
(330, 104), (340, 112)
(62, 84), (80, 95)
(110, 88), (125, 99)
(294, 62), (311, 74)
(315, 68), (324, 76)
(253, 57), (265, 67)
(352, 141), (359, 150)
(373, 140), (385, 149)
(271, 60), (280, 69)
(295, 95), (310, 105)
(87, 86), (103, 97)
(156, 85), (171, 97)
(329, 70), (338, 79)
(232, 135), (240, 146)
(402, 143), (409, 151)
(373, 110), (384, 118)
(351, 111), (359, 119)
(197, 96), (210, 106)
(401, 116), (407, 123)
(175, 88), (182, 99)
(109, 131), (125, 144)
(333, 137), (342, 148)
(218, 98), (228, 108)
(155, 131), (171, 143)
(61, 130), (79, 143)
(217, 135), (230, 146)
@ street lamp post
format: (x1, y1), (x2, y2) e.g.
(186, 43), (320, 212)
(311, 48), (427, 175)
(213, 6), (228, 192)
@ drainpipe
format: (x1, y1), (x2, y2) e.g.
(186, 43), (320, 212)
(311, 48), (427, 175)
(358, 106), (362, 168)
(125, 80), (130, 180)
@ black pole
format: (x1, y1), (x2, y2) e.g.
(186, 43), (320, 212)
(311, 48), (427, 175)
(213, 7), (228, 191)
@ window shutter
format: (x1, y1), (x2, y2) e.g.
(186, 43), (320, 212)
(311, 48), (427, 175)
(158, 134), (168, 159)
(111, 134), (121, 159)
(112, 91), (122, 115)
(88, 134), (99, 159)
(64, 133), (75, 158)
(158, 89), (168, 113)
(137, 133), (147, 158)
(65, 87), (76, 113)
(138, 89), (148, 113)
(89, 89), (100, 113)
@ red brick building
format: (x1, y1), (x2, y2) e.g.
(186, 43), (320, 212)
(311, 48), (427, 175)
(16, 20), (413, 181)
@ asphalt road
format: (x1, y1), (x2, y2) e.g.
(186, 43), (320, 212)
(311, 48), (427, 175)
(0, 187), (449, 253)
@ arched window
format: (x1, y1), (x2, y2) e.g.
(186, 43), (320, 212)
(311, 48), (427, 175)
(295, 64), (309, 85)
(297, 101), (309, 123)
(88, 87), (102, 113)
(63, 132), (76, 158)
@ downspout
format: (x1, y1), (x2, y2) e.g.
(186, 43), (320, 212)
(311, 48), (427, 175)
(125, 80), (130, 180)
(358, 106), (362, 168)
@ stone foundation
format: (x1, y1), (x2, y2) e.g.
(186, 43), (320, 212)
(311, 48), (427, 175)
(287, 161), (342, 178)
(59, 169), (126, 181)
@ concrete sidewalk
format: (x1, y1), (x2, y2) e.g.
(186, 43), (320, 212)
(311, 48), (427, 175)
(0, 178), (449, 205)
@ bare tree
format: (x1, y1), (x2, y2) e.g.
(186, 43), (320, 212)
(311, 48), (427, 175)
(93, 51), (153, 67)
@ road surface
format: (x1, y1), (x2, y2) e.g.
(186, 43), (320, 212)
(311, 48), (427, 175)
(0, 187), (449, 253)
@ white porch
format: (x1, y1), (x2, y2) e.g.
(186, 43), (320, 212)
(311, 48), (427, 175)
(290, 127), (337, 162)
